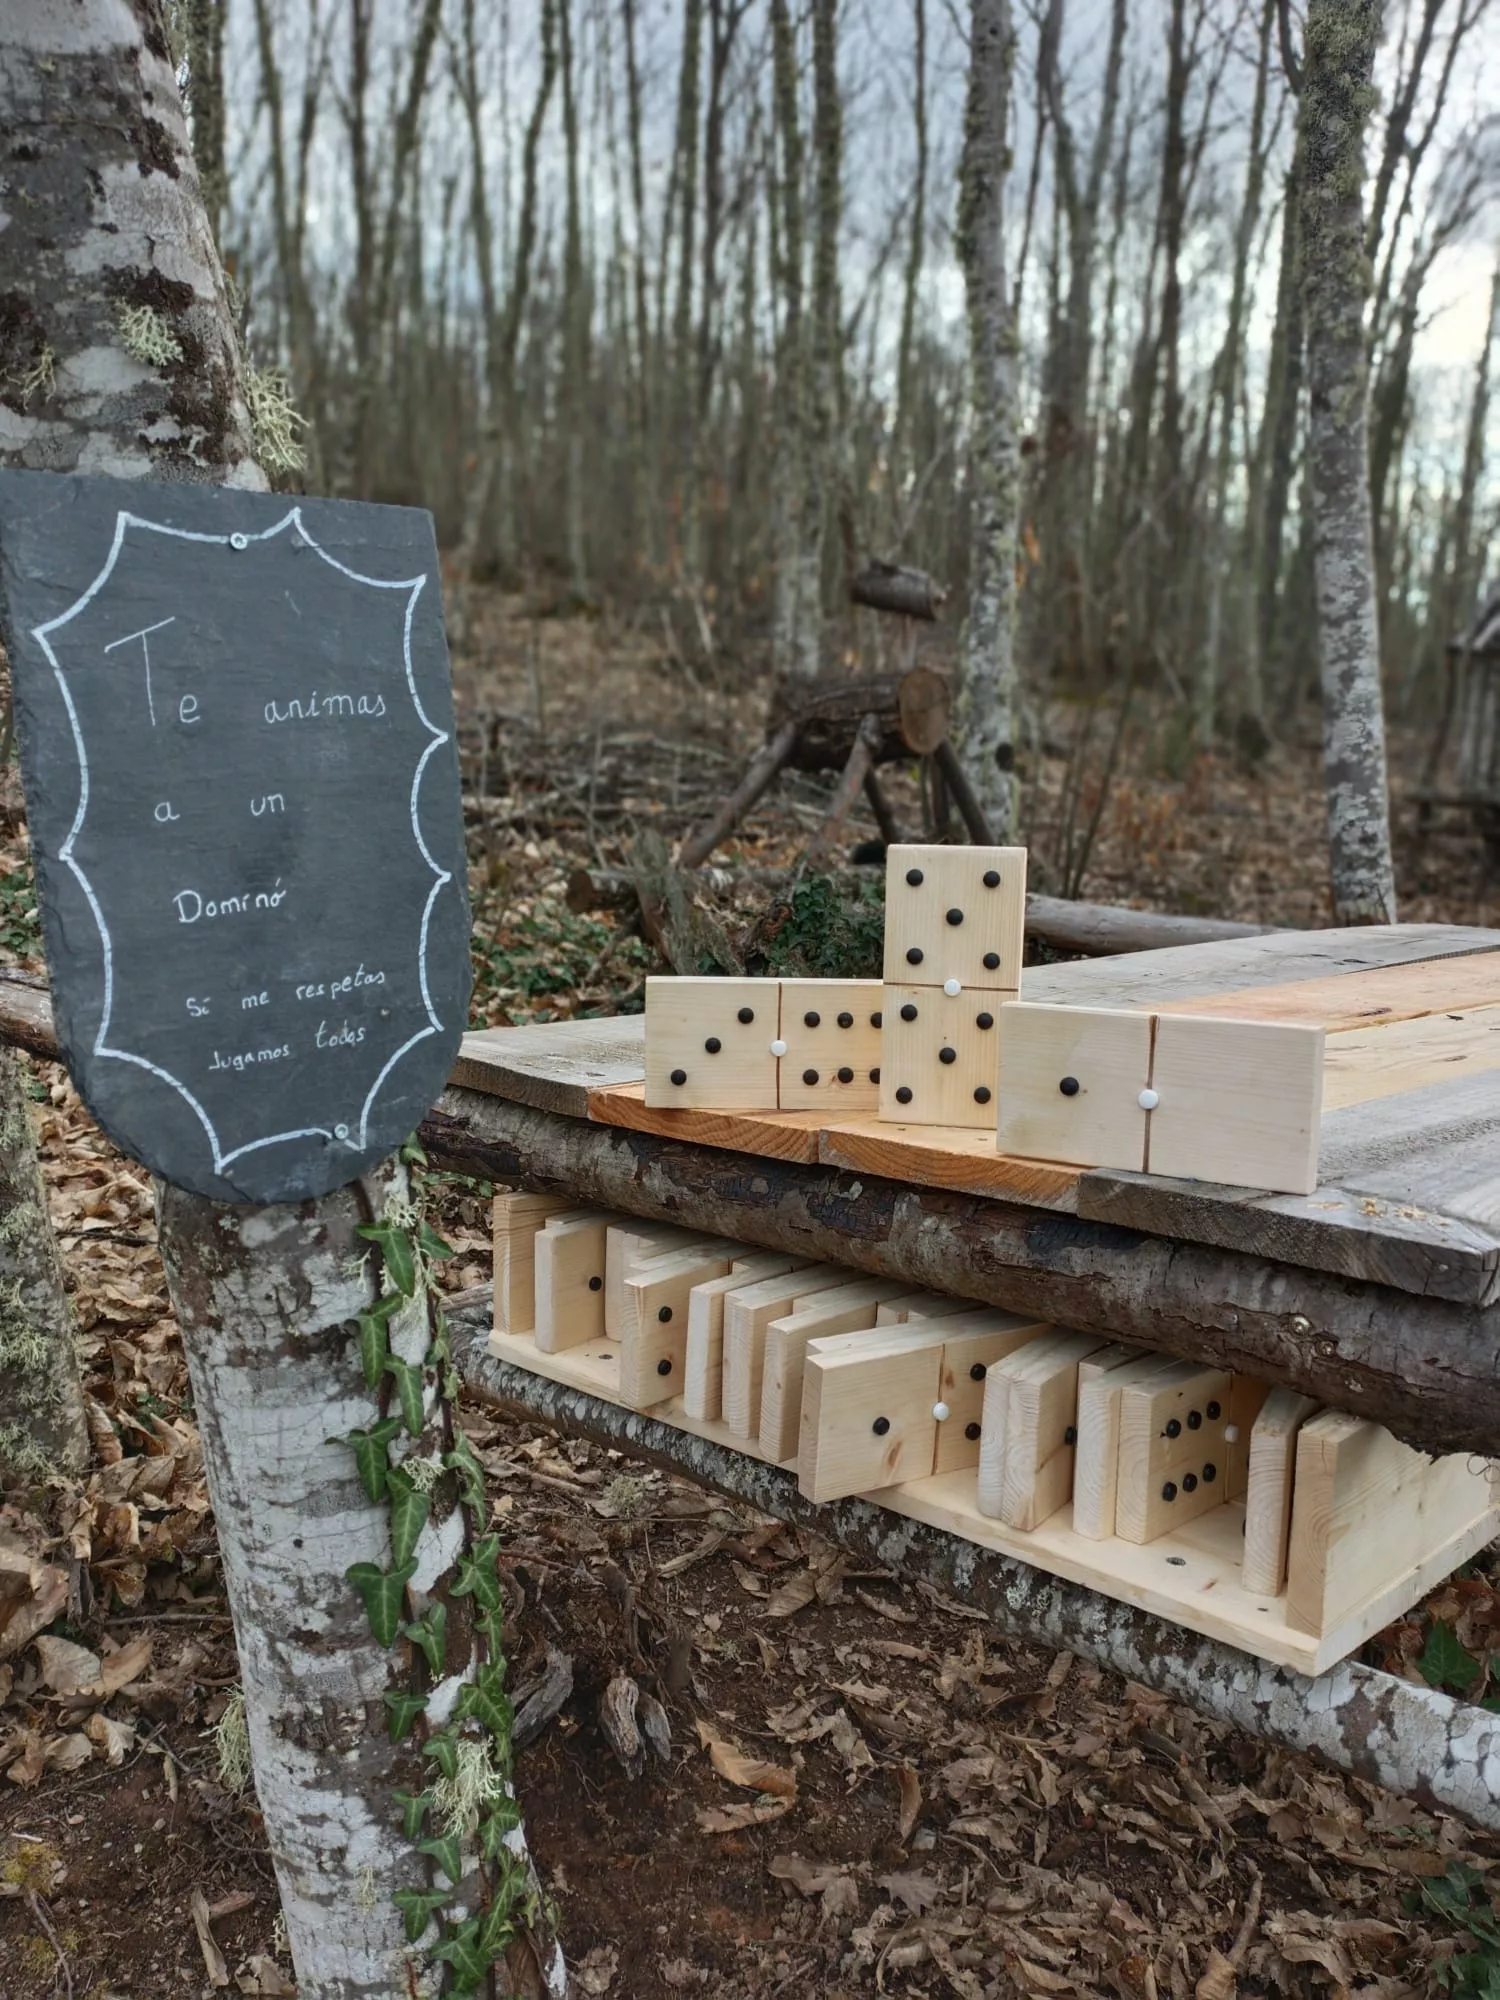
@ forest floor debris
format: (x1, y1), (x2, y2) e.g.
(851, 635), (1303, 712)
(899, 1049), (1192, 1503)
(0, 601), (1498, 1993)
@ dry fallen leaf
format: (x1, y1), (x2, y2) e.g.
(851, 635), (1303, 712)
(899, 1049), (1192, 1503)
(34, 1634), (102, 1695)
(577, 1942), (618, 1995)
(696, 1796), (794, 1834)
(85, 1712), (137, 1765)
(896, 1764), (922, 1842)
(695, 1717), (797, 1798)
(44, 1732), (92, 1774)
(765, 1568), (818, 1618)
(0, 1553), (68, 1663)
(1195, 1949), (1237, 2000)
(878, 1869), (941, 1915)
(192, 1885), (231, 1987)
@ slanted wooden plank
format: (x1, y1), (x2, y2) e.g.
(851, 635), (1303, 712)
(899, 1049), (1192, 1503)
(1115, 1363), (1235, 1544)
(1021, 924), (1500, 1012)
(876, 1292), (984, 1324)
(1148, 1016), (1325, 1196)
(720, 1266), (852, 1435)
(492, 1192), (574, 1334)
(817, 1118), (1081, 1209)
(618, 1245), (736, 1408)
(534, 1211), (614, 1352)
(588, 1080), (826, 1164)
(453, 1015), (645, 1116)
(1072, 1349), (1166, 1540)
(605, 1220), (721, 1339)
(1226, 1374), (1272, 1499)
(933, 1315), (1054, 1475)
(1322, 1004), (1500, 1111)
(747, 1277), (907, 1452)
(799, 1327), (949, 1503)
(996, 1002), (1152, 1170)
(1241, 1387), (1321, 1596)
(1154, 951), (1500, 1030)
(682, 1255), (802, 1423)
(997, 1332), (1108, 1531)
(1287, 1412), (1499, 1639)
(977, 1328), (1092, 1520)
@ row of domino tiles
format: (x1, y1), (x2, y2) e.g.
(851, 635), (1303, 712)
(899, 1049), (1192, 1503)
(494, 1195), (1493, 1632)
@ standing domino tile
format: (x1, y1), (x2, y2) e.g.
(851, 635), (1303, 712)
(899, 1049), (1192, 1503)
(881, 844), (1027, 992)
(879, 982), (1003, 1129)
(776, 978), (884, 1112)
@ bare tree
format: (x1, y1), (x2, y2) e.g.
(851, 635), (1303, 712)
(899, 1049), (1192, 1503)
(0, 6), (561, 1993)
(954, 0), (1022, 838)
(1297, 0), (1398, 923)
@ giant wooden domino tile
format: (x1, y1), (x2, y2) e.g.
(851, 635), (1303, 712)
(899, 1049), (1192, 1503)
(881, 844), (1027, 992)
(879, 983), (1004, 1129)
(996, 1002), (1326, 1195)
(643, 976), (780, 1110)
(776, 980), (884, 1112)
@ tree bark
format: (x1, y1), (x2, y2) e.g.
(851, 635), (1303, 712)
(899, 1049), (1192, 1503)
(769, 0), (820, 681)
(0, 1048), (87, 1480)
(953, 0), (1022, 839)
(1298, 0), (1398, 924)
(0, 7), (560, 1992)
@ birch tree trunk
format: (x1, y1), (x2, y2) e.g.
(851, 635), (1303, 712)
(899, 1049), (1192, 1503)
(953, 0), (1022, 839)
(1, 7), (561, 1994)
(769, 0), (822, 682)
(0, 1048), (87, 1480)
(1298, 0), (1398, 924)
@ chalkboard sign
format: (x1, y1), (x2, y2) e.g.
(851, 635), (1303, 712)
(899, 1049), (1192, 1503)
(0, 471), (471, 1205)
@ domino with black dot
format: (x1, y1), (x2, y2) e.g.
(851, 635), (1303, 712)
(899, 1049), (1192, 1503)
(881, 844), (1027, 993)
(776, 979), (884, 1112)
(643, 976), (781, 1109)
(878, 982), (1005, 1128)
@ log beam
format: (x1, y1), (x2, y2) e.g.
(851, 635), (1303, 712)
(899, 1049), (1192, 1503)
(421, 1088), (1500, 1459)
(446, 1294), (1500, 1834)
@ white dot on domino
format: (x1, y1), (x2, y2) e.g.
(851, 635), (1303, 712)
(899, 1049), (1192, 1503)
(943, 978), (962, 997)
(1138, 1088), (1159, 1110)
(932, 1401), (951, 1422)
(770, 1039), (787, 1057)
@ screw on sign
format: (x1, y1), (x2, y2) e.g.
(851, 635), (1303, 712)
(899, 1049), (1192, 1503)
(0, 471), (471, 1203)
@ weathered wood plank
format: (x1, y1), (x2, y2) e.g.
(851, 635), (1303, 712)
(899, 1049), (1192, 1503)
(816, 1118), (1081, 1209)
(423, 1086), (1500, 1457)
(1155, 951), (1500, 1029)
(453, 1016), (646, 1118)
(1322, 1004), (1500, 1109)
(588, 1080), (825, 1164)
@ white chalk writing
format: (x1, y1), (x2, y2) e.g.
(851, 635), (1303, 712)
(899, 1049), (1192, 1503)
(173, 879), (287, 923)
(209, 1042), (292, 1073)
(316, 1019), (367, 1049)
(263, 692), (387, 725)
(296, 965), (386, 1002)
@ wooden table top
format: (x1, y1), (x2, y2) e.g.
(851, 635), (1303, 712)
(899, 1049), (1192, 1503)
(450, 922), (1500, 1307)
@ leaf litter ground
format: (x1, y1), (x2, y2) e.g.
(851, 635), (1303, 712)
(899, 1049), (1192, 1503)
(1, 600), (1498, 1995)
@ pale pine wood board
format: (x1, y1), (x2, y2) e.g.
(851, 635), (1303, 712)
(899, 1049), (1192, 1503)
(452, 1015), (646, 1117)
(643, 975), (781, 1109)
(934, 1318), (1056, 1476)
(975, 1328), (1086, 1518)
(534, 1213), (613, 1352)
(881, 844), (1028, 991)
(605, 1221), (715, 1339)
(1241, 1387), (1321, 1596)
(745, 1278), (908, 1451)
(997, 1002), (1153, 1171)
(1286, 1411), (1500, 1638)
(817, 1118), (1081, 1209)
(877, 1293), (984, 1323)
(1322, 1004), (1500, 1111)
(1226, 1375), (1272, 1499)
(682, 1256), (802, 1423)
(720, 1266), (852, 1435)
(1154, 951), (1500, 1030)
(588, 1080), (827, 1164)
(799, 1334), (947, 1503)
(1148, 1016), (1325, 1195)
(618, 1246), (737, 1408)
(492, 1193), (575, 1334)
(1115, 1363), (1235, 1544)
(999, 1333), (1109, 1532)
(878, 982), (1010, 1128)
(1072, 1349), (1166, 1540)
(776, 980), (884, 1113)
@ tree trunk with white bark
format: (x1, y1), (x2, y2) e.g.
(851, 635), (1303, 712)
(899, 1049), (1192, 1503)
(953, 0), (1022, 839)
(1, 7), (561, 1994)
(1298, 0), (1398, 924)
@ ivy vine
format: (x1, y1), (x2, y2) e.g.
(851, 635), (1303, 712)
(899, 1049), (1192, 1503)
(341, 1142), (531, 1995)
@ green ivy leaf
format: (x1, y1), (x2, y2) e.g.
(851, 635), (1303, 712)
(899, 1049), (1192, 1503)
(423, 1724), (461, 1782)
(359, 1220), (418, 1297)
(445, 1433), (487, 1516)
(342, 1416), (403, 1503)
(400, 1133), (429, 1168)
(357, 1311), (390, 1390)
(418, 1220), (456, 1263)
(431, 1919), (490, 1991)
(476, 1609), (506, 1661)
(402, 1601), (447, 1677)
(386, 1468), (431, 1568)
(476, 1870), (521, 1958)
(1420, 1618), (1482, 1694)
(394, 1788), (437, 1841)
(456, 1661), (513, 1743)
(417, 1830), (465, 1885)
(392, 1884), (449, 1944)
(384, 1688), (429, 1741)
(477, 1795), (522, 1861)
(346, 1559), (416, 1647)
(384, 1353), (426, 1437)
(451, 1534), (502, 1612)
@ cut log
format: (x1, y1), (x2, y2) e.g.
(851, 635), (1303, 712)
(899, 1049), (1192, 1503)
(420, 1087), (1500, 1459)
(766, 666), (951, 771)
(850, 560), (947, 622)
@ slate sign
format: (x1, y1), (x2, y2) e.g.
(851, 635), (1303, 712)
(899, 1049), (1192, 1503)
(0, 471), (471, 1205)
